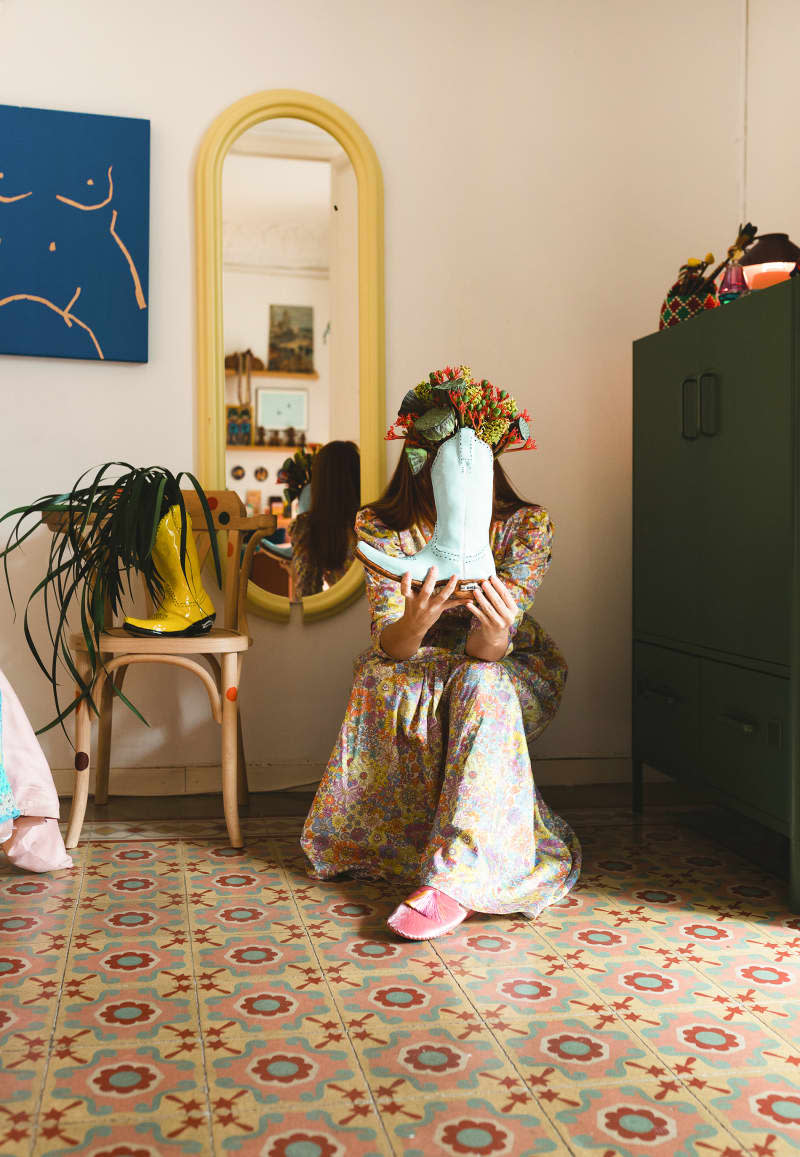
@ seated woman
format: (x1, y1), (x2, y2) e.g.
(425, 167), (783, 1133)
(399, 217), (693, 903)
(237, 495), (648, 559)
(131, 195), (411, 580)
(289, 440), (360, 599)
(301, 367), (580, 939)
(0, 665), (73, 872)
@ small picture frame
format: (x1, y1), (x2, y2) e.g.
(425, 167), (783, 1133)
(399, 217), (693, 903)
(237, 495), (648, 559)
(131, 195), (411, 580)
(268, 304), (314, 374)
(255, 387), (308, 435)
(226, 404), (253, 447)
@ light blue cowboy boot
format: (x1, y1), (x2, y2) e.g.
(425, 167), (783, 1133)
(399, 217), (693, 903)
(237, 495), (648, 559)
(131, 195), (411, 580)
(259, 539), (292, 560)
(356, 427), (496, 591)
(258, 484), (311, 560)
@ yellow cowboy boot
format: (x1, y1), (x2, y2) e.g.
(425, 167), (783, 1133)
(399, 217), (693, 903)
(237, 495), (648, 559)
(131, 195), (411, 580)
(123, 505), (216, 636)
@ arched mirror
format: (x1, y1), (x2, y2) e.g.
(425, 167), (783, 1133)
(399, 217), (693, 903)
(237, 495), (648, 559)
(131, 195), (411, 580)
(195, 91), (385, 621)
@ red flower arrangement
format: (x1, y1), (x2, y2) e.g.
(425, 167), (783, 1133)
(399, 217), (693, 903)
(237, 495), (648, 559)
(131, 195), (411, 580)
(385, 365), (536, 474)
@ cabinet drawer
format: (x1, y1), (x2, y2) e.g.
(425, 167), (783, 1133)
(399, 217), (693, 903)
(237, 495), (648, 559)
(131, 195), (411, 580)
(700, 659), (789, 824)
(633, 643), (700, 777)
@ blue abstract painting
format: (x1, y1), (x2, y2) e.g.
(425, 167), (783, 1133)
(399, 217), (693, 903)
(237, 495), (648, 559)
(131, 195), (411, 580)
(0, 104), (150, 363)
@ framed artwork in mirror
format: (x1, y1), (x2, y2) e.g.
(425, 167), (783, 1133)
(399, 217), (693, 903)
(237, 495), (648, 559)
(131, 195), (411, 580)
(255, 387), (307, 434)
(268, 304), (314, 374)
(226, 404), (253, 446)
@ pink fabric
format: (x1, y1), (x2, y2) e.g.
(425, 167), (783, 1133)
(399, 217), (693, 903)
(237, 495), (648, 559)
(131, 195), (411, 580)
(387, 886), (470, 940)
(0, 666), (73, 873)
(2, 817), (72, 872)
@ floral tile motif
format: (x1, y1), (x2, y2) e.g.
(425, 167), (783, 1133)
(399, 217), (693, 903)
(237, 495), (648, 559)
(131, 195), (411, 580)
(637, 1007), (795, 1076)
(0, 1102), (37, 1157)
(498, 1014), (664, 1086)
(207, 1029), (362, 1108)
(293, 896), (390, 928)
(352, 1024), (517, 1097)
(81, 866), (184, 897)
(74, 902), (188, 941)
(32, 1115), (213, 1156)
(701, 948), (800, 1005)
(336, 968), (470, 1026)
(694, 1071), (800, 1155)
(382, 1094), (562, 1156)
(0, 1045), (47, 1112)
(40, 1044), (206, 1125)
(545, 1079), (744, 1156)
(210, 1102), (391, 1156)
(66, 936), (192, 988)
(194, 929), (318, 979)
(187, 895), (296, 932)
(55, 981), (199, 1047)
(199, 976), (333, 1035)
(460, 962), (597, 1021)
(0, 986), (59, 1050)
(435, 921), (544, 967)
(0, 945), (64, 990)
(580, 952), (729, 1011)
(313, 930), (439, 974)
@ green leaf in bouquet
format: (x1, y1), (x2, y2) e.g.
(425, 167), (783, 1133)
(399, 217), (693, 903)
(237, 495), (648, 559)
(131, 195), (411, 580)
(431, 376), (465, 394)
(413, 405), (457, 443)
(405, 446), (428, 475)
(399, 389), (423, 414)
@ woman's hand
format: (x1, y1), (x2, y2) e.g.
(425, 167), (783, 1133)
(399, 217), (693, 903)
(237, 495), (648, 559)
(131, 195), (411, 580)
(465, 575), (518, 661)
(380, 567), (461, 659)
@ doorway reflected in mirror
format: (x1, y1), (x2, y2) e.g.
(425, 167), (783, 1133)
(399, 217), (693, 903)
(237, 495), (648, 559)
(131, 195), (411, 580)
(221, 117), (360, 601)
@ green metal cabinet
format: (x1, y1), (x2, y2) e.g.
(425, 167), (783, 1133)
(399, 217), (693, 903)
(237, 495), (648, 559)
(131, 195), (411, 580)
(632, 279), (800, 910)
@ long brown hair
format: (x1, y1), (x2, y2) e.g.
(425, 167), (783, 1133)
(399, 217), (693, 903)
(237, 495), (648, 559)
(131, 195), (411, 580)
(307, 440), (361, 572)
(366, 443), (532, 532)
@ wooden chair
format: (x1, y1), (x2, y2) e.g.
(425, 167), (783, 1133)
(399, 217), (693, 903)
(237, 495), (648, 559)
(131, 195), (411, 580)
(46, 491), (276, 849)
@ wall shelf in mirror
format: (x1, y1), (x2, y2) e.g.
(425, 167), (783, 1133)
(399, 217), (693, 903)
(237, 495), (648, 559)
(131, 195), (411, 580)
(226, 445), (306, 452)
(196, 89), (385, 623)
(224, 369), (320, 380)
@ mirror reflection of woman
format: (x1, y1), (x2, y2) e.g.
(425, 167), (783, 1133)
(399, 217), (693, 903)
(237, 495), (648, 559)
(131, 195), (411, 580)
(289, 440), (360, 598)
(300, 367), (581, 939)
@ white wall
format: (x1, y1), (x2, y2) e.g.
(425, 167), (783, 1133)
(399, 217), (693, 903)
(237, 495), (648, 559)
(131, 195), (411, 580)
(0, 0), (794, 786)
(329, 157), (360, 442)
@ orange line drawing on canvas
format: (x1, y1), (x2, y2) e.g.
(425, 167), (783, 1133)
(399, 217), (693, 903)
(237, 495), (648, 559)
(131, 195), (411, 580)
(0, 288), (104, 359)
(110, 209), (147, 310)
(0, 191), (32, 203)
(56, 166), (113, 210)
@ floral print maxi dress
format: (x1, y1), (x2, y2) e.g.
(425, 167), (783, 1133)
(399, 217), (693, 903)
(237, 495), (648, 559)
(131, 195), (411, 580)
(289, 512), (358, 599)
(300, 504), (581, 916)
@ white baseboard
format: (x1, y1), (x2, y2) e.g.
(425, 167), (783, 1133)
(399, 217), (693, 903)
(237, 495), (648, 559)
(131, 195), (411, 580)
(53, 757), (666, 797)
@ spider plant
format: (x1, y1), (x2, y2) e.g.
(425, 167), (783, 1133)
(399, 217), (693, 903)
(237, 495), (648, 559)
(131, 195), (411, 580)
(0, 463), (221, 735)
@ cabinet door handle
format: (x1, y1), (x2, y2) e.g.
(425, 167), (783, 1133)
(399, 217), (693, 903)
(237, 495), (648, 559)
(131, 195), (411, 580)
(638, 683), (682, 706)
(681, 377), (699, 439)
(700, 372), (719, 436)
(719, 711), (758, 736)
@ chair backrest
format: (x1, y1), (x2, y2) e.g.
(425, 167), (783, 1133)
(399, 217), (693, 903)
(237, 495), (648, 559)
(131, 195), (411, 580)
(149, 490), (276, 633)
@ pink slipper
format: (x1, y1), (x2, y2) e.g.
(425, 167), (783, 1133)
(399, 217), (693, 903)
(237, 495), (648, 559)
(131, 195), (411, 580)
(387, 886), (471, 940)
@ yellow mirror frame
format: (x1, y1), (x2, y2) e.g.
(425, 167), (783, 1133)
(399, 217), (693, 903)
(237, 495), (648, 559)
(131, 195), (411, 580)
(195, 89), (385, 622)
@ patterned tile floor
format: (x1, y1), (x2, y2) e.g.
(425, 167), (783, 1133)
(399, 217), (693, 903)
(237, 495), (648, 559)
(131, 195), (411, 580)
(1, 809), (799, 1157)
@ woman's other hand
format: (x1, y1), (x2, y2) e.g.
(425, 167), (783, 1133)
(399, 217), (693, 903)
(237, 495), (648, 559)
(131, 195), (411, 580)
(465, 575), (518, 661)
(380, 567), (460, 659)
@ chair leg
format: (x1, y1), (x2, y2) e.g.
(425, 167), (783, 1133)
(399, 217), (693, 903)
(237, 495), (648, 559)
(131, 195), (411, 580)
(236, 713), (249, 806)
(221, 652), (243, 848)
(94, 666), (121, 806)
(65, 656), (92, 849)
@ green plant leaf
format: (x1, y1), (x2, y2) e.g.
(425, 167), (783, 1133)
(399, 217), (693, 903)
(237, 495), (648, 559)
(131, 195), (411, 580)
(405, 446), (428, 475)
(0, 461), (224, 735)
(431, 376), (465, 394)
(413, 405), (457, 443)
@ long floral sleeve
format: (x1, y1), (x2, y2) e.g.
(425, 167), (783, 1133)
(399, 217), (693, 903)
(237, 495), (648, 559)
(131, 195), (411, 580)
(492, 506), (554, 641)
(355, 508), (415, 644)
